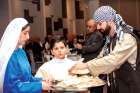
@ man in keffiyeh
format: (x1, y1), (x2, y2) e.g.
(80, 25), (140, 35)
(70, 6), (140, 93)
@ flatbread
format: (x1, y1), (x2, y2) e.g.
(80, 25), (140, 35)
(74, 69), (89, 74)
(55, 75), (105, 89)
(70, 69), (90, 75)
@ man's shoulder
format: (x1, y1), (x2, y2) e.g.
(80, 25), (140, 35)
(123, 32), (136, 39)
(123, 30), (139, 42)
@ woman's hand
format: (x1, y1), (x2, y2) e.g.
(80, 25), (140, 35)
(42, 79), (53, 91)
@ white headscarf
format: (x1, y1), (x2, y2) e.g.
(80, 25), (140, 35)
(0, 18), (28, 93)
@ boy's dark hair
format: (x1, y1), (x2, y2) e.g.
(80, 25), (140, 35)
(50, 37), (67, 49)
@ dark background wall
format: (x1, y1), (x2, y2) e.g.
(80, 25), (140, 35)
(0, 0), (9, 39)
(100, 0), (140, 30)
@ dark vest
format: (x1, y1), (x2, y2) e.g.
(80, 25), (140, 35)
(110, 30), (140, 93)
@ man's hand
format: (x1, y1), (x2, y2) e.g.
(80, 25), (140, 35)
(75, 43), (82, 49)
(69, 63), (89, 75)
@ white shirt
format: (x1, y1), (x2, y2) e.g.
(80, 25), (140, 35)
(35, 57), (76, 81)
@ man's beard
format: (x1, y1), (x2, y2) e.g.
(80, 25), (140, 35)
(100, 24), (111, 36)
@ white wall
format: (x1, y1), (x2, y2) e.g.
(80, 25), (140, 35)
(45, 0), (62, 18)
(75, 0), (99, 36)
(88, 0), (99, 18)
(45, 0), (63, 36)
(8, 0), (45, 41)
(0, 0), (100, 39)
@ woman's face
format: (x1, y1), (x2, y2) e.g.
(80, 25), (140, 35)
(51, 42), (67, 59)
(17, 26), (30, 47)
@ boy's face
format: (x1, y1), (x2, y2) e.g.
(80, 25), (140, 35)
(51, 42), (67, 59)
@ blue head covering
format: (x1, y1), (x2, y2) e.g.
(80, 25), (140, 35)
(93, 6), (116, 22)
(93, 6), (133, 41)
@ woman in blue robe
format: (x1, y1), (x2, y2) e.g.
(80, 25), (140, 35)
(0, 18), (52, 93)
(4, 48), (42, 93)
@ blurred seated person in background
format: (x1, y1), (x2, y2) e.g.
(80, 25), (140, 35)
(76, 34), (85, 45)
(75, 19), (104, 62)
(43, 36), (50, 53)
(66, 33), (78, 53)
(41, 36), (52, 61)
(24, 37), (43, 63)
(23, 39), (33, 65)
(0, 18), (52, 93)
(35, 38), (76, 81)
